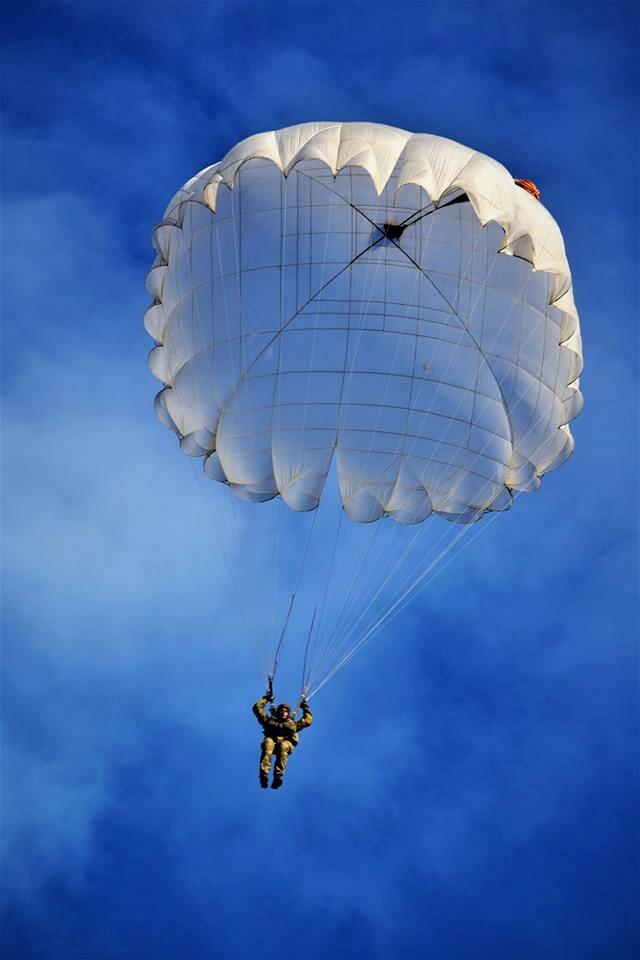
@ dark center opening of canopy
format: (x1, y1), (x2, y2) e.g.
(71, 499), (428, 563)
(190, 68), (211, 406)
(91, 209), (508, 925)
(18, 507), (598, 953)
(381, 221), (407, 240)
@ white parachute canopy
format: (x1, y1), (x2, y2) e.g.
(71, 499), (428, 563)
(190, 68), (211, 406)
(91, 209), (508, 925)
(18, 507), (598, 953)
(145, 122), (582, 697)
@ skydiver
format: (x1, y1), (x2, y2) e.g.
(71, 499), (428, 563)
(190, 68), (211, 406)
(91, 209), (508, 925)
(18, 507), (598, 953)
(252, 684), (313, 789)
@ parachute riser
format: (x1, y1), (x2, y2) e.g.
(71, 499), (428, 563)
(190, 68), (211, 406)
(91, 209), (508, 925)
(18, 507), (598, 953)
(269, 592), (296, 684)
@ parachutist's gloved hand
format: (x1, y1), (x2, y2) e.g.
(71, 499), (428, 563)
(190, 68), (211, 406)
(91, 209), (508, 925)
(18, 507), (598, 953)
(300, 698), (308, 708)
(265, 689), (274, 703)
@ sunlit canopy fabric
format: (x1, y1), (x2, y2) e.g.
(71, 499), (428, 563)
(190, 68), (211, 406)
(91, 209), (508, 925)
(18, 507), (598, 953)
(146, 122), (582, 524)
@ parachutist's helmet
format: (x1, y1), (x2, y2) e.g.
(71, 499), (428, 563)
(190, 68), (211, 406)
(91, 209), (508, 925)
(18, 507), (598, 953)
(277, 703), (291, 716)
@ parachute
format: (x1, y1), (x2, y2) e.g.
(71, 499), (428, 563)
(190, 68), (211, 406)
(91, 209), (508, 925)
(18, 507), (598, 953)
(145, 122), (582, 699)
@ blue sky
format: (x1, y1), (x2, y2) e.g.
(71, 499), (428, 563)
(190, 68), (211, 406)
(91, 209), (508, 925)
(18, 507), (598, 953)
(2, 2), (638, 958)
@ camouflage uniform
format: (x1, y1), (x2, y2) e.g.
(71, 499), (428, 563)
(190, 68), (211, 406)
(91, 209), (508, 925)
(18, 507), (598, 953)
(252, 696), (313, 780)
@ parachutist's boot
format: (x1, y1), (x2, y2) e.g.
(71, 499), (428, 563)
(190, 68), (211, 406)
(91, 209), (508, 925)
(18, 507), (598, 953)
(259, 772), (269, 789)
(271, 775), (283, 790)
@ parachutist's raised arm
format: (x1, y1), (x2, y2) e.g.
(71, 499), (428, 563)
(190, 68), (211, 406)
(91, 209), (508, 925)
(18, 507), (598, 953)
(295, 699), (313, 732)
(252, 694), (271, 725)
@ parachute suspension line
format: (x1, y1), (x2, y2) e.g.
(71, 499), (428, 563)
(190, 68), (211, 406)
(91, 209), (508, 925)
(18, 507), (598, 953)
(316, 390), (562, 695)
(313, 245), (429, 677)
(308, 209), (399, 674)
(308, 201), (528, 693)
(303, 505), (345, 688)
(321, 519), (382, 659)
(197, 210), (389, 676)
(292, 504), (320, 595)
(252, 141), (330, 675)
(360, 212), (497, 637)
(270, 496), (281, 665)
(328, 520), (437, 659)
(369, 502), (508, 640)
(320, 519), (404, 675)
(302, 192), (395, 684)
(311, 306), (567, 698)
(318, 210), (444, 660)
(310, 204), (521, 690)
(329, 485), (540, 697)
(272, 172), (548, 691)
(334, 215), (519, 660)
(300, 604), (319, 698)
(354, 292), (567, 669)
(308, 209), (426, 688)
(271, 172), (288, 666)
(230, 169), (364, 677)
(312, 514), (455, 690)
(308, 504), (485, 698)
(269, 164), (334, 677)
(269, 504), (320, 680)
(300, 193), (390, 684)
(341, 520), (473, 670)
(317, 506), (345, 638)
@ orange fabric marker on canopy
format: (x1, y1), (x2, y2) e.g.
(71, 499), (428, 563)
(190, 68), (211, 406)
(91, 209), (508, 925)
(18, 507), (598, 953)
(515, 178), (541, 200)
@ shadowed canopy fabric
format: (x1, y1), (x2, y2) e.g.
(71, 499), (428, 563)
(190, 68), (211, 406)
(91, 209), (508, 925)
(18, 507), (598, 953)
(146, 122), (582, 524)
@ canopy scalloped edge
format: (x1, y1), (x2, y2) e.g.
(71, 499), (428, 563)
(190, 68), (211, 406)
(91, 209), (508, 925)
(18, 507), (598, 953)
(145, 122), (583, 522)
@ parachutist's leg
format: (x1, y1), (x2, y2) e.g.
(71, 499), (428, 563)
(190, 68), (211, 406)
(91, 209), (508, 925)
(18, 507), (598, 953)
(260, 738), (275, 787)
(273, 741), (293, 780)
